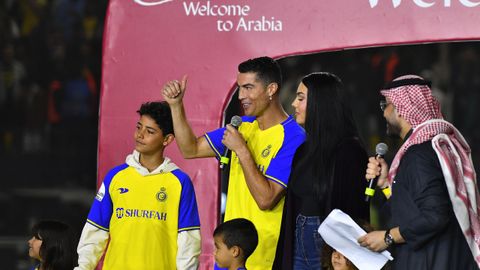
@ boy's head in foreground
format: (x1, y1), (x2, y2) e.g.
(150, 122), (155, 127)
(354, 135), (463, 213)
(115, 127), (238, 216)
(135, 101), (174, 155)
(213, 218), (258, 269)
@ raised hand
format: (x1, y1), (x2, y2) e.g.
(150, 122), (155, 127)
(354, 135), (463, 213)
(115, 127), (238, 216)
(162, 75), (188, 106)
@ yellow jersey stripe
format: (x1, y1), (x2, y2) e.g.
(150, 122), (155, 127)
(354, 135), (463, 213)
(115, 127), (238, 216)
(282, 116), (295, 125)
(266, 175), (287, 188)
(87, 219), (109, 232)
(178, 226), (201, 232)
(205, 134), (221, 158)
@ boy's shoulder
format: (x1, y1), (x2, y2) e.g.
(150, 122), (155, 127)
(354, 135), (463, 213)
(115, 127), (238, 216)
(104, 163), (129, 179)
(169, 166), (193, 184)
(110, 163), (129, 172)
(98, 163), (129, 189)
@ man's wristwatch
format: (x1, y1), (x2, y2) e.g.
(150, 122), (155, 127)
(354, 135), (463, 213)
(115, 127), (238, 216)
(384, 229), (395, 246)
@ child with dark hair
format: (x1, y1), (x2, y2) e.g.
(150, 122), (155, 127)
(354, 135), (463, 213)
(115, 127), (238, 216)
(76, 101), (201, 270)
(321, 220), (390, 270)
(213, 218), (258, 270)
(322, 245), (357, 270)
(322, 246), (391, 270)
(28, 220), (78, 270)
(137, 101), (175, 135)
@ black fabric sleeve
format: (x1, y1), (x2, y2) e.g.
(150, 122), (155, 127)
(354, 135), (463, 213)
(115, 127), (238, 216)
(330, 139), (370, 221)
(396, 147), (452, 250)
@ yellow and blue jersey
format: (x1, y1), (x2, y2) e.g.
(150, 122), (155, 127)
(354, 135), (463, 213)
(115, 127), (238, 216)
(206, 115), (305, 269)
(87, 164), (200, 270)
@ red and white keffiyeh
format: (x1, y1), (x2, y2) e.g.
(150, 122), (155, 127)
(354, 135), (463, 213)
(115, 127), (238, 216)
(381, 75), (480, 266)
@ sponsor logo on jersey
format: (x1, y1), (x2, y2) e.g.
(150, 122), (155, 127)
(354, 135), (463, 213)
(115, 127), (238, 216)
(118, 187), (129, 194)
(116, 207), (124, 218)
(261, 144), (272, 158)
(115, 207), (167, 221)
(156, 187), (168, 202)
(95, 183), (106, 201)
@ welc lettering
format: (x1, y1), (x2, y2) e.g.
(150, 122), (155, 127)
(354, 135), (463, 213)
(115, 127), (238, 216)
(183, 1), (250, 16)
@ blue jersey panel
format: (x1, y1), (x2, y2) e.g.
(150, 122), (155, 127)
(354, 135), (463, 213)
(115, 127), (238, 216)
(240, 115), (256, 123)
(205, 127), (226, 159)
(265, 117), (305, 187)
(87, 163), (128, 231)
(214, 262), (227, 270)
(204, 115), (256, 159)
(172, 169), (201, 231)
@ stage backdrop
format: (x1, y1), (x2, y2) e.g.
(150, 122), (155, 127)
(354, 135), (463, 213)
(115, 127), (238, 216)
(99, 0), (480, 268)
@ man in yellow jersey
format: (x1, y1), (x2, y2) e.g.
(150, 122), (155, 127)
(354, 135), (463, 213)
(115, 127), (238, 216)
(163, 57), (305, 269)
(75, 101), (201, 270)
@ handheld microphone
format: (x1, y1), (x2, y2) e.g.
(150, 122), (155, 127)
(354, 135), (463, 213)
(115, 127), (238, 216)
(220, 115), (242, 169)
(365, 142), (388, 202)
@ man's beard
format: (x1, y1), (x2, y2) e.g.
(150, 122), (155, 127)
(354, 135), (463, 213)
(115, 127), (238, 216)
(386, 122), (401, 138)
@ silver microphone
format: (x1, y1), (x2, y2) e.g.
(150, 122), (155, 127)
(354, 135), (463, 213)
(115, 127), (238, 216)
(365, 143), (389, 202)
(220, 116), (242, 169)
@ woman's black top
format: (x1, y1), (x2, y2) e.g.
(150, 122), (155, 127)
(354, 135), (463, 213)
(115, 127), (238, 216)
(273, 137), (370, 269)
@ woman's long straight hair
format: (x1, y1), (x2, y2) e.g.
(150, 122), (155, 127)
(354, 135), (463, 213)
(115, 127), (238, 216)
(294, 72), (361, 210)
(31, 220), (78, 270)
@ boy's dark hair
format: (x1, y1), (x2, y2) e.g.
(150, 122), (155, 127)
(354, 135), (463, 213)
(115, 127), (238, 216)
(31, 220), (78, 270)
(213, 218), (258, 260)
(238, 56), (282, 90)
(137, 101), (174, 135)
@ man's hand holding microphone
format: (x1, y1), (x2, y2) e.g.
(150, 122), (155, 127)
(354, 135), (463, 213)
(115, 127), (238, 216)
(365, 143), (390, 201)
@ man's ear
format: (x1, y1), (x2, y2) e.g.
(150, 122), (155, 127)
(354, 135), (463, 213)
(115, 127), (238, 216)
(163, 134), (175, 146)
(267, 82), (279, 97)
(231, 246), (241, 258)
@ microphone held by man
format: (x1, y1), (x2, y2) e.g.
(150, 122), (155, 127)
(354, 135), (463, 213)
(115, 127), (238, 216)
(220, 115), (243, 169)
(365, 142), (388, 202)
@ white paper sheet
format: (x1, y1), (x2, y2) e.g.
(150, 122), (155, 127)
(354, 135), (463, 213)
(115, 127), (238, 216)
(318, 209), (393, 270)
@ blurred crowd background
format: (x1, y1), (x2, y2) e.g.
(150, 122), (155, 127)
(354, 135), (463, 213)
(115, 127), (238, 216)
(0, 1), (106, 269)
(1, 1), (479, 269)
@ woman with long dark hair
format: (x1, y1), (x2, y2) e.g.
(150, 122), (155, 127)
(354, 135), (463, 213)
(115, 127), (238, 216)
(28, 220), (78, 270)
(274, 72), (369, 269)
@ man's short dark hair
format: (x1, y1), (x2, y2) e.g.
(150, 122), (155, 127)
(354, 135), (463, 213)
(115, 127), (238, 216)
(137, 101), (174, 135)
(213, 218), (258, 260)
(238, 56), (282, 90)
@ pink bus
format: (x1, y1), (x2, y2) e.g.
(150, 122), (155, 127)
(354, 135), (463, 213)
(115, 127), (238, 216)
(99, 1), (480, 268)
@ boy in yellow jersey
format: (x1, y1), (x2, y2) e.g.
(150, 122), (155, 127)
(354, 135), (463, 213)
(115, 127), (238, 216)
(163, 57), (305, 269)
(213, 218), (258, 270)
(75, 101), (201, 270)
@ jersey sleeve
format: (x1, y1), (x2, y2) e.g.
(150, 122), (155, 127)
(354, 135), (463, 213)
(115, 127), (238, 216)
(177, 230), (201, 269)
(172, 169), (201, 232)
(204, 116), (256, 159)
(86, 164), (128, 231)
(265, 125), (306, 188)
(204, 127), (226, 160)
